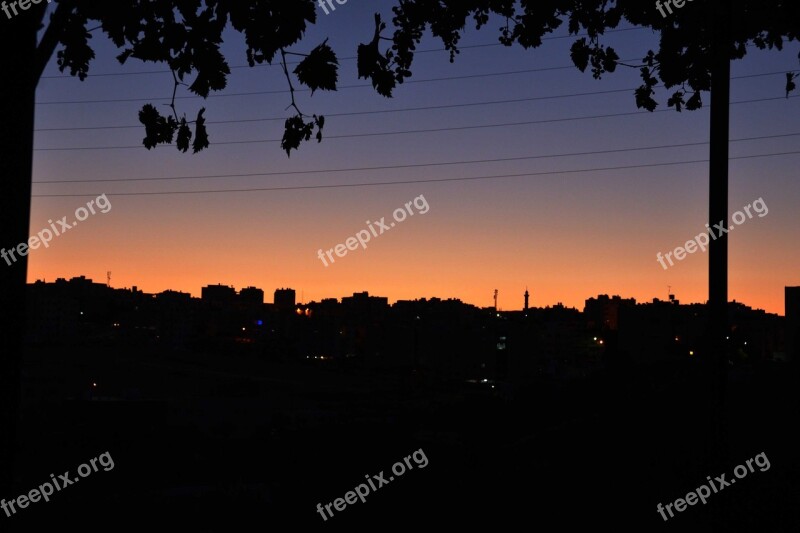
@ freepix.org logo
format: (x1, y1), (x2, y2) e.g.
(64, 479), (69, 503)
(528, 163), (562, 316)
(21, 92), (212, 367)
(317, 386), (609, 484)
(316, 449), (429, 521)
(2, 0), (51, 21)
(656, 452), (770, 522)
(655, 0), (694, 19)
(318, 0), (347, 16)
(316, 194), (430, 267)
(1, 194), (112, 268)
(1, 452), (115, 519)
(656, 197), (768, 271)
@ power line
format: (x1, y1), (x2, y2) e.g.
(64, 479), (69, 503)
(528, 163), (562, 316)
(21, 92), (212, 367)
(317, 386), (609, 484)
(31, 94), (800, 152)
(32, 69), (793, 133)
(34, 67), (789, 106)
(31, 150), (800, 198)
(35, 88), (636, 132)
(38, 27), (648, 80)
(33, 132), (800, 184)
(35, 64), (639, 105)
(28, 109), (666, 150)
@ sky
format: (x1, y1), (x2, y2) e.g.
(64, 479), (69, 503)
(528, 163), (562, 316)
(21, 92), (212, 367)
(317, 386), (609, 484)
(28, 1), (800, 315)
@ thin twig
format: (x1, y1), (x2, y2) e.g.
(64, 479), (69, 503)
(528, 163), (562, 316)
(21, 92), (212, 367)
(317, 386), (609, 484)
(280, 47), (305, 116)
(168, 68), (180, 121)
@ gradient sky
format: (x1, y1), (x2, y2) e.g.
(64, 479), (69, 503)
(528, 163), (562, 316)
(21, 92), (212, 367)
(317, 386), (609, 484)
(28, 1), (800, 315)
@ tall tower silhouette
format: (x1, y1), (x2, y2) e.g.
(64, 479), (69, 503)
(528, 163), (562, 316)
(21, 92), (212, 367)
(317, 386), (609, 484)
(524, 287), (529, 311)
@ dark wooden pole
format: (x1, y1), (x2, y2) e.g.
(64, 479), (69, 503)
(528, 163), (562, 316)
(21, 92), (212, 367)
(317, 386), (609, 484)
(0, 12), (38, 499)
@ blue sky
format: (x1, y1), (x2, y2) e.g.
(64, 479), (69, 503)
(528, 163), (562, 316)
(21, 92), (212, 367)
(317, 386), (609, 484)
(28, 1), (800, 314)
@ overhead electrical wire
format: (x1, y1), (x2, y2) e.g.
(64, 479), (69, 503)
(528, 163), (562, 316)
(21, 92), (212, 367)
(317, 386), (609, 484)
(35, 68), (790, 106)
(33, 132), (800, 184)
(38, 27), (649, 80)
(32, 150), (800, 198)
(34, 70), (793, 132)
(32, 94), (800, 152)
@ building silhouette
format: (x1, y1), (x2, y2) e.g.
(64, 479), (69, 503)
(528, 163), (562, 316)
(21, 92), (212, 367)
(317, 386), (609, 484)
(239, 286), (264, 305)
(274, 288), (296, 311)
(201, 284), (236, 305)
(786, 287), (800, 362)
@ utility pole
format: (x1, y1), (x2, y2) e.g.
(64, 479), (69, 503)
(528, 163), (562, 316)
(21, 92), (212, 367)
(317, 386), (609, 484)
(707, 2), (732, 529)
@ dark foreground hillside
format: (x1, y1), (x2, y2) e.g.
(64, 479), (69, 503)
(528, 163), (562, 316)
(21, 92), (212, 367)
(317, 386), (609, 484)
(7, 345), (799, 532)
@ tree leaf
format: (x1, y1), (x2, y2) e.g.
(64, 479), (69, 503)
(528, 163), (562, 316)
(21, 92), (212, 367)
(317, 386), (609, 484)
(188, 46), (230, 98)
(635, 86), (658, 112)
(138, 104), (178, 149)
(314, 115), (325, 143)
(570, 38), (590, 72)
(176, 118), (192, 153)
(667, 90), (685, 112)
(281, 114), (317, 157)
(294, 41), (339, 94)
(686, 91), (703, 110)
(603, 46), (619, 73)
(192, 108), (209, 153)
